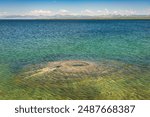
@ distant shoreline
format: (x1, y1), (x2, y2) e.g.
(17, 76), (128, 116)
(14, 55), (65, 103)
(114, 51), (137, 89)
(0, 18), (150, 20)
(1, 15), (150, 20)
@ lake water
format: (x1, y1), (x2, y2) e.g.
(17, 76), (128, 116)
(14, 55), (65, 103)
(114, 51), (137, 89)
(0, 20), (150, 99)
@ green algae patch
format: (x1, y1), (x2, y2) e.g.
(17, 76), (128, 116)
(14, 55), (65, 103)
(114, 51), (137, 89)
(0, 60), (147, 100)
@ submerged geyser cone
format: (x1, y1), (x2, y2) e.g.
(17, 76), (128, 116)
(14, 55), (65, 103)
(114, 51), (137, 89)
(51, 60), (97, 73)
(22, 60), (111, 78)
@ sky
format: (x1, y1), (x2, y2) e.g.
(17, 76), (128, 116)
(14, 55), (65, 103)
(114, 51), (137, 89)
(0, 0), (150, 18)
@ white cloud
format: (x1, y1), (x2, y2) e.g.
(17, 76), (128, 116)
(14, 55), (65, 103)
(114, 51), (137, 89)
(58, 9), (69, 13)
(28, 10), (53, 16)
(97, 9), (110, 15)
(144, 9), (150, 15)
(0, 12), (7, 16)
(27, 9), (73, 16)
(57, 9), (71, 15)
(115, 10), (137, 16)
(81, 9), (95, 16)
(0, 9), (149, 18)
(97, 9), (136, 16)
(80, 9), (136, 16)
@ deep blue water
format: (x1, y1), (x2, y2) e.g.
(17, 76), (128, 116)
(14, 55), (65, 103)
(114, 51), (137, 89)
(0, 20), (150, 74)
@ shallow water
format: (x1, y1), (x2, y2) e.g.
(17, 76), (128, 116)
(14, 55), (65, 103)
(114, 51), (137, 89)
(0, 20), (150, 99)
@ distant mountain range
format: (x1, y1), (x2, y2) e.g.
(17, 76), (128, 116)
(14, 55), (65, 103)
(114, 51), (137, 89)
(1, 15), (150, 19)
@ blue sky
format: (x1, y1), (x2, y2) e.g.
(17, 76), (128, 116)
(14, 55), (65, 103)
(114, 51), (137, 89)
(0, 0), (150, 17)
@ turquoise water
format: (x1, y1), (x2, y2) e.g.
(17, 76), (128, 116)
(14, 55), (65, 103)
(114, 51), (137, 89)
(0, 20), (150, 99)
(1, 20), (150, 67)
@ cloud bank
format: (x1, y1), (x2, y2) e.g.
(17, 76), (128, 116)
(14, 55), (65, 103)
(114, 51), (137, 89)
(0, 9), (150, 18)
(26, 9), (138, 16)
(28, 9), (150, 16)
(28, 10), (53, 16)
(0, 12), (7, 16)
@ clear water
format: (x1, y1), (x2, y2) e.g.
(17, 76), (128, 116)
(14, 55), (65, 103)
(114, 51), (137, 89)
(0, 20), (150, 99)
